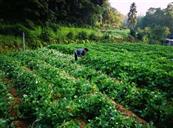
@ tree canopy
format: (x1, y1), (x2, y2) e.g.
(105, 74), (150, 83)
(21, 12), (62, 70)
(0, 0), (115, 25)
(102, 6), (123, 28)
(136, 2), (173, 44)
(138, 2), (173, 32)
(127, 2), (137, 31)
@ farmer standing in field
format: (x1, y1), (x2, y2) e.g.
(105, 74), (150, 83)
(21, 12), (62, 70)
(74, 48), (89, 61)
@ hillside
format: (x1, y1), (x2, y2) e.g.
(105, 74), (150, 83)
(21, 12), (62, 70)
(0, 43), (173, 128)
(0, 25), (97, 51)
(0, 23), (131, 52)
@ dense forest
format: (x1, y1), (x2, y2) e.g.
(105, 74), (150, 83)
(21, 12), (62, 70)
(136, 2), (173, 44)
(0, 0), (122, 26)
(0, 0), (124, 51)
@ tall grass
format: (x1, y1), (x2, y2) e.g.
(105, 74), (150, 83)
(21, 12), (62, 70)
(55, 26), (102, 39)
(0, 23), (132, 52)
(0, 35), (22, 52)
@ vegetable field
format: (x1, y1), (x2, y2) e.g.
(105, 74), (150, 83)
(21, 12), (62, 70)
(0, 43), (173, 128)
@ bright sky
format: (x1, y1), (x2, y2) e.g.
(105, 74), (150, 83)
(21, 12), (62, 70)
(109, 0), (173, 16)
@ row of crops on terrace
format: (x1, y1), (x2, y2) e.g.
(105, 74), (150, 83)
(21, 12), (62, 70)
(48, 43), (173, 95)
(47, 43), (173, 127)
(0, 42), (173, 127)
(0, 49), (151, 127)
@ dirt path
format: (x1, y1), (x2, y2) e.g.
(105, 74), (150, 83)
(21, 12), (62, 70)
(9, 87), (28, 128)
(79, 119), (87, 128)
(3, 78), (28, 128)
(2, 63), (146, 127)
(76, 118), (87, 128)
(112, 100), (147, 124)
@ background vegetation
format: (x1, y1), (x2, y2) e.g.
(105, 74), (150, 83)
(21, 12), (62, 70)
(135, 2), (173, 44)
(0, 0), (125, 52)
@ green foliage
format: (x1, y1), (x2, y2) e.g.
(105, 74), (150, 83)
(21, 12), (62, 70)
(66, 32), (74, 40)
(0, 35), (22, 52)
(0, 71), (12, 127)
(49, 43), (173, 94)
(0, 24), (105, 51)
(39, 27), (51, 42)
(88, 104), (145, 128)
(89, 33), (100, 41)
(26, 37), (43, 49)
(77, 32), (88, 40)
(128, 2), (137, 31)
(57, 120), (80, 128)
(102, 6), (123, 28)
(137, 26), (170, 44)
(137, 3), (173, 43)
(138, 6), (173, 32)
(102, 33), (112, 40)
(0, 0), (123, 28)
(0, 0), (109, 25)
(0, 81), (10, 117)
(130, 29), (137, 38)
(0, 43), (161, 127)
(48, 23), (61, 33)
(1, 42), (173, 127)
(101, 29), (130, 42)
(47, 43), (173, 127)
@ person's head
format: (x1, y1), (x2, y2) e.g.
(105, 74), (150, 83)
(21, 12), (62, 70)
(84, 48), (89, 52)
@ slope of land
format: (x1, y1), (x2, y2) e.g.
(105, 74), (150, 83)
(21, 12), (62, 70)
(0, 43), (173, 128)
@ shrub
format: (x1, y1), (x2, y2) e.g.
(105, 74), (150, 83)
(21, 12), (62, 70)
(27, 37), (43, 49)
(130, 29), (137, 37)
(39, 27), (51, 42)
(136, 26), (170, 44)
(66, 32), (74, 40)
(48, 23), (60, 32)
(77, 31), (88, 40)
(89, 33), (99, 41)
(102, 33), (112, 40)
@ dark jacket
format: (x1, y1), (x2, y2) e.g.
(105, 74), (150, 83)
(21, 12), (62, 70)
(74, 48), (87, 61)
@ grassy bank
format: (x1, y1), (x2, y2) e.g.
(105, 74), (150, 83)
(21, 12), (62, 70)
(0, 23), (131, 52)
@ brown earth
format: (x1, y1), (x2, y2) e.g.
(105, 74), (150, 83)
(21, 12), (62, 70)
(3, 77), (29, 128)
(112, 100), (147, 124)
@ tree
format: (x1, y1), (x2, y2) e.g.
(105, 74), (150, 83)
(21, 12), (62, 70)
(166, 2), (173, 16)
(142, 8), (165, 28)
(137, 4), (173, 31)
(165, 2), (173, 32)
(136, 3), (173, 44)
(127, 2), (137, 31)
(0, 0), (109, 25)
(0, 0), (50, 24)
(102, 7), (123, 28)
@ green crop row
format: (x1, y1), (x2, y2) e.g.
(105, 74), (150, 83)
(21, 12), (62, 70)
(0, 56), (54, 126)
(99, 43), (173, 59)
(13, 55), (98, 99)
(0, 55), (149, 127)
(11, 48), (172, 127)
(48, 44), (173, 97)
(82, 43), (173, 72)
